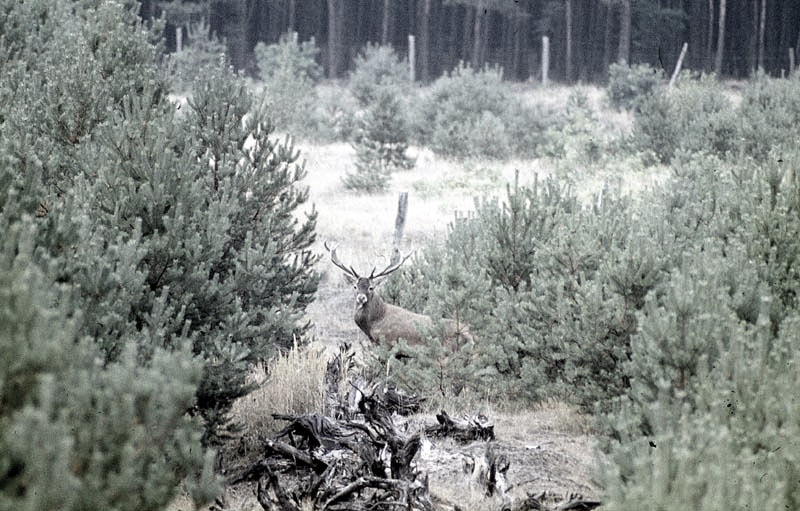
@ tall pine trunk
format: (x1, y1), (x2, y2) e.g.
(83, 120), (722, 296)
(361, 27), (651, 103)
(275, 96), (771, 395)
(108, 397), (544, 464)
(471, 0), (485, 68)
(758, 0), (766, 70)
(714, 0), (726, 74)
(327, 0), (343, 78)
(706, 0), (714, 71)
(381, 0), (391, 45)
(462, 5), (474, 63)
(565, 0), (573, 81)
(603, 1), (612, 73)
(420, 0), (431, 82)
(617, 0), (630, 64)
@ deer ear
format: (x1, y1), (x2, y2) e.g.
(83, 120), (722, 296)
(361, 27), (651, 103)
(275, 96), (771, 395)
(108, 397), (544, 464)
(371, 276), (387, 288)
(342, 272), (358, 285)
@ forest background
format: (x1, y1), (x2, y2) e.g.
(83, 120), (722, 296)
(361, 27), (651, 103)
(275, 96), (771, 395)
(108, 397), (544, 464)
(150, 0), (800, 82)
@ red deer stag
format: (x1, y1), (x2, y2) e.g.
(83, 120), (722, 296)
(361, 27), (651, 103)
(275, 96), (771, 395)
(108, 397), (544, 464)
(324, 242), (474, 351)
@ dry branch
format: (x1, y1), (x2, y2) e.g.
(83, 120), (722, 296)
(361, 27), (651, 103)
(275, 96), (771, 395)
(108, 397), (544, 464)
(232, 350), (600, 511)
(426, 410), (495, 442)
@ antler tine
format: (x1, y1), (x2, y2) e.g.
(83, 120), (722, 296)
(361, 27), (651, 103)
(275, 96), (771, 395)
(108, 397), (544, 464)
(324, 241), (360, 278)
(371, 249), (415, 279)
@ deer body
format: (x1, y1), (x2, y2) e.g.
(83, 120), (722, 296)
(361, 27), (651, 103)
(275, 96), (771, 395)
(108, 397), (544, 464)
(326, 243), (473, 351)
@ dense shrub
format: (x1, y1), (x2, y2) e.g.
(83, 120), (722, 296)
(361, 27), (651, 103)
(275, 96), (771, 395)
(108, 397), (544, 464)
(505, 101), (565, 159)
(598, 144), (800, 509)
(383, 174), (644, 407)
(0, 1), (220, 507)
(631, 73), (736, 163)
(349, 43), (410, 106)
(413, 64), (516, 159)
(541, 90), (607, 166)
(254, 32), (323, 136)
(1, 0), (319, 506)
(736, 73), (800, 161)
(413, 64), (567, 160)
(169, 20), (227, 93)
(343, 45), (414, 193)
(606, 62), (663, 111)
(0, 217), (220, 511)
(382, 118), (800, 509)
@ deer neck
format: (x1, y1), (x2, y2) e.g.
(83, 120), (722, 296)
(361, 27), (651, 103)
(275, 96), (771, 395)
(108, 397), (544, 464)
(354, 294), (386, 338)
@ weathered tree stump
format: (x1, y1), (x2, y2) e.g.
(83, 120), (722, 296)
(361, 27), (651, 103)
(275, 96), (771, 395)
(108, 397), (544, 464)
(230, 345), (600, 511)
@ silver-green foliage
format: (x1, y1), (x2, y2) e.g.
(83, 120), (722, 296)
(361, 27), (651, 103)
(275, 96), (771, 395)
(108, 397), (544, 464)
(601, 150), (800, 509)
(343, 45), (414, 193)
(0, 217), (218, 511)
(254, 32), (322, 136)
(606, 62), (663, 111)
(413, 64), (564, 160)
(0, 0), (319, 505)
(169, 20), (228, 94)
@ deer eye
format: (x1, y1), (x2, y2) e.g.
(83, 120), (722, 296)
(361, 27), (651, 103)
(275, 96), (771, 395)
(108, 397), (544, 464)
(368, 286), (374, 291)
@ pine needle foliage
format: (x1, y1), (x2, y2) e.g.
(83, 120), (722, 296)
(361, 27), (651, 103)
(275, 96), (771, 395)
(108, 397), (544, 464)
(343, 45), (414, 193)
(169, 20), (228, 94)
(1, 0), (319, 505)
(254, 32), (322, 136)
(0, 216), (219, 511)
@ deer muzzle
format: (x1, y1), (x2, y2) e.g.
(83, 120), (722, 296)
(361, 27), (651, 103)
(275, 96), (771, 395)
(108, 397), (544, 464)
(355, 293), (368, 308)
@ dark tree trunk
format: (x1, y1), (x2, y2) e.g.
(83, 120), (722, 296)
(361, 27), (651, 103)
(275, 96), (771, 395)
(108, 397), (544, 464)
(327, 0), (344, 77)
(617, 0), (630, 64)
(707, 0), (715, 71)
(758, 0), (766, 70)
(288, 0), (295, 32)
(565, 0), (573, 81)
(471, 1), (486, 68)
(462, 5), (474, 62)
(381, 0), (391, 45)
(714, 0), (726, 74)
(513, 14), (524, 79)
(603, 1), (612, 75)
(419, 0), (431, 82)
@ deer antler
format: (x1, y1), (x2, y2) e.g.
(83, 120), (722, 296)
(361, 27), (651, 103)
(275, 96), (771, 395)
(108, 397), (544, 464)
(370, 249), (414, 279)
(324, 241), (361, 278)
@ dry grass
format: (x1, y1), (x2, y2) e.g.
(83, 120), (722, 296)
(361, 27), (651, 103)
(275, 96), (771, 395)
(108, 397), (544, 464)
(228, 341), (329, 459)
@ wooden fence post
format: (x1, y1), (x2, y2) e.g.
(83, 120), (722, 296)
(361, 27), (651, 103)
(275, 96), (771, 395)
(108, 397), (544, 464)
(541, 36), (549, 86)
(668, 42), (689, 90)
(391, 192), (408, 265)
(408, 35), (416, 83)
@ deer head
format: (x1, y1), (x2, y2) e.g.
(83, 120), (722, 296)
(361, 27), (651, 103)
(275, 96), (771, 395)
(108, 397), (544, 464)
(325, 242), (412, 311)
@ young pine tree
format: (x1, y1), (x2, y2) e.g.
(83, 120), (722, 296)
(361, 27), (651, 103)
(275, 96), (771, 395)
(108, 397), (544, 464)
(0, 216), (219, 511)
(343, 45), (414, 193)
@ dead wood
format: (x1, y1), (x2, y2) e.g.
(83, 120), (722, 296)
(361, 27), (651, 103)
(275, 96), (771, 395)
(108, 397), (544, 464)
(231, 353), (599, 511)
(426, 410), (495, 442)
(235, 372), (433, 511)
(512, 491), (602, 511)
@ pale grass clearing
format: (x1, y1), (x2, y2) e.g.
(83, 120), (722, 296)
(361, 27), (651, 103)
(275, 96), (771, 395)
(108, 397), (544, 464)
(298, 82), (659, 265)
